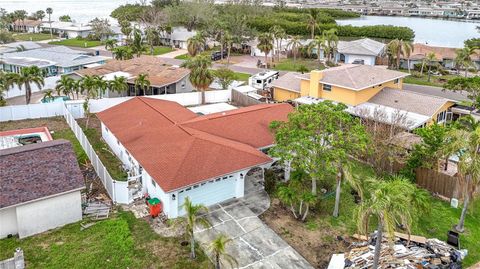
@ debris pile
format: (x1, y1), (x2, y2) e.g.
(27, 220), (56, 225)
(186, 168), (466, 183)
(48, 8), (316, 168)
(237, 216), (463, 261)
(342, 232), (466, 269)
(83, 201), (111, 220)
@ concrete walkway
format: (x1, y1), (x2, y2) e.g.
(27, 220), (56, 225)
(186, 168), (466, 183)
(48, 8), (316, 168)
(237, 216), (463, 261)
(195, 170), (313, 269)
(158, 49), (188, 59)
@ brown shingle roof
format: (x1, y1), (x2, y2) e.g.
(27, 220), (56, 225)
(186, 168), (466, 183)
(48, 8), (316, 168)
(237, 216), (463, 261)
(368, 88), (453, 117)
(97, 97), (293, 192)
(76, 56), (190, 88)
(409, 44), (480, 61)
(0, 140), (85, 209)
(13, 19), (42, 27)
(301, 65), (408, 91)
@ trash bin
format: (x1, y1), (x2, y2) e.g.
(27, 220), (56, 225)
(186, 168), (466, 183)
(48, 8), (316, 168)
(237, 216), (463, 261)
(147, 198), (162, 218)
(447, 230), (460, 248)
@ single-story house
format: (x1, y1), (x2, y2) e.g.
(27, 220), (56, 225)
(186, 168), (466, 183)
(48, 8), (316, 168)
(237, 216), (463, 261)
(336, 38), (386, 66)
(400, 43), (480, 70)
(0, 137), (84, 239)
(271, 65), (456, 130)
(0, 46), (107, 77)
(73, 56), (192, 97)
(0, 41), (42, 55)
(96, 97), (293, 218)
(10, 19), (42, 33)
(41, 21), (93, 39)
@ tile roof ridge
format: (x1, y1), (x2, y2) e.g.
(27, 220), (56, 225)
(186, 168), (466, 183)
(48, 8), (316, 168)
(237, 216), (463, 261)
(345, 67), (359, 89)
(383, 87), (451, 101)
(181, 104), (283, 124)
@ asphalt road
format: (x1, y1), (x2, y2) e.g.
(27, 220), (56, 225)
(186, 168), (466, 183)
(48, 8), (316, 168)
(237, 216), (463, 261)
(403, 83), (469, 102)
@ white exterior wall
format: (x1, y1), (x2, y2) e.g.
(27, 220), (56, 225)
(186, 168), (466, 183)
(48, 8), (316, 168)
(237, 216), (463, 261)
(101, 123), (133, 168)
(15, 191), (82, 238)
(344, 54), (376, 66)
(0, 207), (18, 238)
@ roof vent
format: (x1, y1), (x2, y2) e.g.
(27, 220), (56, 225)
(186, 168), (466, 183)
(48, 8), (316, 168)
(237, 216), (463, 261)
(394, 100), (398, 103)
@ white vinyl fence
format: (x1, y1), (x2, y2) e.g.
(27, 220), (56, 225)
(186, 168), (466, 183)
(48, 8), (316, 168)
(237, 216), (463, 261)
(0, 102), (64, 122)
(62, 105), (131, 204)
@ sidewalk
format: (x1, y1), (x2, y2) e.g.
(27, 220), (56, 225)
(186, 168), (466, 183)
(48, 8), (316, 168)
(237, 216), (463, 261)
(157, 49), (188, 59)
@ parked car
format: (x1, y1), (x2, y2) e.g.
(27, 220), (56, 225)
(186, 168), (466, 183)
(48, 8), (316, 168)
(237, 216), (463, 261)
(211, 50), (227, 61)
(352, 59), (365, 65)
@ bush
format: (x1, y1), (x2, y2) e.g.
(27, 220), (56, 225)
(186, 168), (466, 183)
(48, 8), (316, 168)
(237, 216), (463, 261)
(264, 169), (281, 195)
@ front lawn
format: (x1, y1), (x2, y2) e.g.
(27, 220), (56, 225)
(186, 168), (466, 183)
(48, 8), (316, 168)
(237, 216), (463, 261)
(49, 38), (102, 48)
(261, 161), (480, 267)
(402, 71), (459, 87)
(234, 72), (251, 82)
(272, 58), (324, 73)
(151, 46), (175, 55)
(0, 210), (211, 269)
(175, 53), (190, 60)
(13, 33), (54, 41)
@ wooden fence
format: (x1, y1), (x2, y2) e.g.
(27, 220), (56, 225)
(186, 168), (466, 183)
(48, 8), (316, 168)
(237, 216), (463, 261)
(231, 89), (263, 107)
(415, 167), (462, 199)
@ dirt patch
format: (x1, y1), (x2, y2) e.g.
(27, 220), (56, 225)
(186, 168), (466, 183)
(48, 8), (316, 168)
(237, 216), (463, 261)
(260, 199), (349, 268)
(0, 116), (69, 132)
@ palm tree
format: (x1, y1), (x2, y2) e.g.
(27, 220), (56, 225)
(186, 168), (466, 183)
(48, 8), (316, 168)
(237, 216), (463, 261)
(42, 89), (54, 102)
(356, 176), (428, 269)
(308, 35), (325, 65)
(187, 32), (206, 57)
(181, 54), (214, 104)
(287, 35), (302, 63)
(80, 75), (102, 128)
(55, 75), (74, 98)
(179, 197), (211, 259)
(131, 28), (145, 57)
(270, 25), (286, 62)
(104, 39), (116, 56)
(134, 73), (150, 96)
(108, 76), (129, 97)
(9, 66), (45, 104)
(387, 39), (413, 70)
(426, 52), (437, 82)
(224, 32), (233, 67)
(455, 46), (475, 77)
(112, 46), (133, 60)
(93, 75), (107, 98)
(323, 28), (339, 64)
(0, 71), (11, 106)
(306, 9), (318, 39)
(401, 41), (414, 73)
(447, 127), (480, 232)
(46, 7), (53, 40)
(145, 27), (159, 56)
(257, 33), (274, 68)
(208, 234), (237, 269)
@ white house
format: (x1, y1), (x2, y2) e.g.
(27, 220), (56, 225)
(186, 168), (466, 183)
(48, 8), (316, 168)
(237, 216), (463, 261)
(41, 21), (93, 39)
(160, 27), (197, 49)
(335, 38), (386, 66)
(0, 137), (84, 239)
(96, 97), (293, 218)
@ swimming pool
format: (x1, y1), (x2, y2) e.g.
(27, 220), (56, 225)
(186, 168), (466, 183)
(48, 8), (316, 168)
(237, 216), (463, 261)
(41, 96), (70, 103)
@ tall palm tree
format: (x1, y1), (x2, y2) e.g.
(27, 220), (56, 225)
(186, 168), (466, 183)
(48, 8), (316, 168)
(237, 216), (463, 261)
(93, 75), (107, 98)
(55, 75), (74, 98)
(179, 197), (211, 259)
(356, 177), (428, 269)
(455, 46), (475, 77)
(401, 41), (414, 73)
(104, 39), (116, 58)
(9, 66), (45, 104)
(181, 54), (214, 104)
(145, 27), (159, 56)
(224, 32), (233, 67)
(187, 32), (206, 57)
(308, 35), (325, 65)
(208, 234), (237, 269)
(270, 25), (286, 62)
(425, 52), (437, 82)
(131, 28), (145, 57)
(134, 73), (150, 96)
(112, 46), (134, 61)
(46, 7), (53, 40)
(447, 127), (480, 232)
(306, 9), (318, 39)
(257, 33), (274, 67)
(287, 35), (302, 63)
(387, 39), (401, 69)
(108, 76), (129, 97)
(322, 28), (339, 64)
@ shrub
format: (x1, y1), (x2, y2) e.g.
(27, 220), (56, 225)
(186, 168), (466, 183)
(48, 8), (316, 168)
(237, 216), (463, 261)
(264, 169), (280, 195)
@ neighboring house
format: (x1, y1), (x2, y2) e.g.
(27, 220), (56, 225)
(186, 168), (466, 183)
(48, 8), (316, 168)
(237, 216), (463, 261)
(400, 43), (480, 70)
(10, 19), (42, 33)
(271, 65), (456, 130)
(96, 97), (293, 218)
(335, 38), (386, 66)
(160, 27), (196, 49)
(0, 46), (107, 77)
(0, 134), (84, 239)
(0, 41), (42, 55)
(73, 56), (192, 97)
(41, 21), (93, 39)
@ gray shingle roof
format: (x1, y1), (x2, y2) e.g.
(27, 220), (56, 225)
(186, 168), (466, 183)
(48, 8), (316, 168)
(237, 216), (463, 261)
(337, 38), (386, 56)
(270, 72), (303, 93)
(0, 140), (85, 209)
(368, 88), (452, 117)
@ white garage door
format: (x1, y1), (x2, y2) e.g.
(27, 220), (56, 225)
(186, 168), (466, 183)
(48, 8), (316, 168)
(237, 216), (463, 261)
(178, 176), (237, 216)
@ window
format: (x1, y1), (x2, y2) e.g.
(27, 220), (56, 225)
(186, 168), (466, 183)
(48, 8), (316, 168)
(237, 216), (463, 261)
(186, 187), (191, 191)
(105, 127), (109, 133)
(215, 178), (221, 182)
(394, 79), (399, 84)
(193, 185), (199, 189)
(437, 111), (447, 123)
(323, 84), (332, 91)
(151, 178), (156, 187)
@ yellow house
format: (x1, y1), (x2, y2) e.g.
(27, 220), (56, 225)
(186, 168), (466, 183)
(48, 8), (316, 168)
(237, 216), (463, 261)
(271, 65), (456, 130)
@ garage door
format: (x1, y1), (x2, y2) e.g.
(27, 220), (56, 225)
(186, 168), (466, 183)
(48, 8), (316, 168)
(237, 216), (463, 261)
(178, 176), (237, 216)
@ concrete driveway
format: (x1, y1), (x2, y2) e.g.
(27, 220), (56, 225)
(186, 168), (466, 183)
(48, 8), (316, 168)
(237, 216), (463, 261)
(195, 170), (313, 269)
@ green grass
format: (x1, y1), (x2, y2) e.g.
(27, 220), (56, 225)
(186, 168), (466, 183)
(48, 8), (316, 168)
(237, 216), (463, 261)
(402, 71), (457, 87)
(175, 53), (190, 60)
(272, 58), (324, 73)
(78, 118), (127, 180)
(49, 38), (102, 48)
(233, 72), (251, 82)
(0, 211), (211, 269)
(13, 33), (54, 41)
(151, 46), (174, 55)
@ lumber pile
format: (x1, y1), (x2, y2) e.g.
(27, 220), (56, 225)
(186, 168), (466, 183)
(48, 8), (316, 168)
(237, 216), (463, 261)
(83, 201), (111, 220)
(343, 233), (466, 269)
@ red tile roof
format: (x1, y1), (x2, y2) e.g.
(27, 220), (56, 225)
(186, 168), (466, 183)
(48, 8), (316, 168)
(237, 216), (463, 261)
(97, 97), (293, 192)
